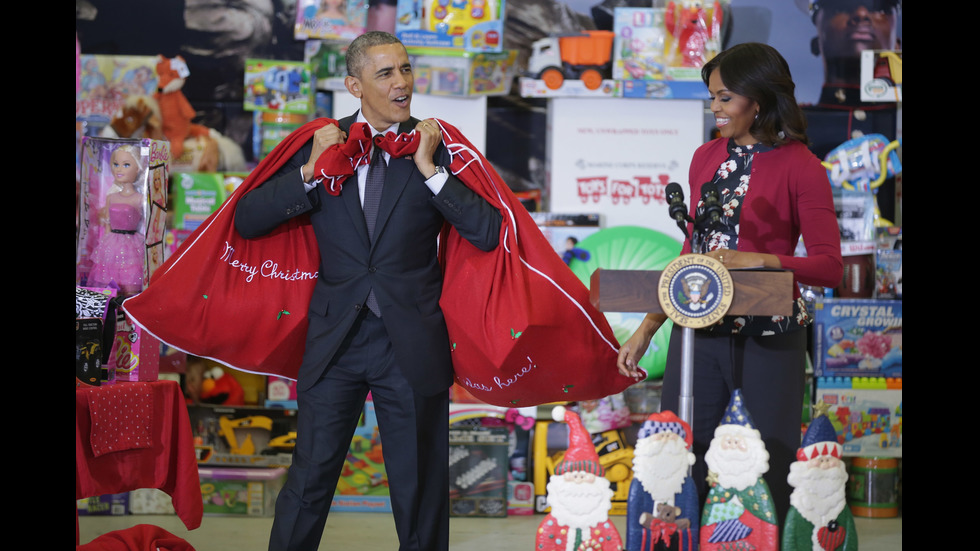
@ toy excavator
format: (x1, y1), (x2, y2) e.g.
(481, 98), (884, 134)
(218, 415), (273, 455)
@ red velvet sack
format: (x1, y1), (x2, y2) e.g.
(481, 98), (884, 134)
(124, 118), (641, 405)
(432, 120), (641, 406)
(123, 120), (345, 380)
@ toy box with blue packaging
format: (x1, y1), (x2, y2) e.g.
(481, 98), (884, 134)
(875, 227), (902, 299)
(396, 0), (505, 53)
(294, 0), (367, 41)
(199, 466), (287, 516)
(77, 493), (129, 516)
(408, 47), (517, 96)
(814, 387), (902, 457)
(331, 398), (391, 512)
(243, 60), (314, 114)
(813, 298), (902, 378)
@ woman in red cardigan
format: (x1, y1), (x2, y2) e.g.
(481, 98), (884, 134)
(617, 42), (843, 526)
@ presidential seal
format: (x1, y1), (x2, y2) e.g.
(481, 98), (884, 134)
(658, 254), (733, 329)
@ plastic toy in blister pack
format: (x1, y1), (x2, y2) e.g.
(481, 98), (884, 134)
(822, 133), (902, 192)
(665, 0), (723, 69)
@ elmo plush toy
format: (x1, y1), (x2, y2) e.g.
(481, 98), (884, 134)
(200, 366), (245, 406)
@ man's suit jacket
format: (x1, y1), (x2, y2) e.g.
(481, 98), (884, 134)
(235, 113), (501, 395)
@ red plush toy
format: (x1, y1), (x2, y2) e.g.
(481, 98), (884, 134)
(666, 1), (722, 68)
(199, 366), (245, 406)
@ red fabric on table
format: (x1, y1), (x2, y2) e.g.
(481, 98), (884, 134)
(76, 381), (202, 534)
(88, 382), (153, 457)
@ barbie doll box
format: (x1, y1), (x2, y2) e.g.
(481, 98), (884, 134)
(76, 137), (170, 297)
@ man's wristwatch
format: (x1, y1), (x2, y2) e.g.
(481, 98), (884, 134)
(428, 165), (446, 179)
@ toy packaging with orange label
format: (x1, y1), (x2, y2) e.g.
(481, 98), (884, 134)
(396, 0), (505, 53)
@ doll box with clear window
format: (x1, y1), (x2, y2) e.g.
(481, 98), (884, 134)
(76, 137), (170, 298)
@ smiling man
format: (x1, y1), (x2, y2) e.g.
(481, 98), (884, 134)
(235, 31), (502, 551)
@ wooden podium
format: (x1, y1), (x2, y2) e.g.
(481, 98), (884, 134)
(590, 257), (795, 427)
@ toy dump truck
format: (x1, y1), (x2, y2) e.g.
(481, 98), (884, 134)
(527, 30), (615, 90)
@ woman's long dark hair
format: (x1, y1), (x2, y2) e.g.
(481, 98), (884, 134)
(701, 43), (809, 146)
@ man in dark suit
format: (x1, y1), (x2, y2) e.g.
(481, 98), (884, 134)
(235, 31), (502, 551)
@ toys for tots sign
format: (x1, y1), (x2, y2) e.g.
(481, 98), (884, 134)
(547, 98), (703, 237)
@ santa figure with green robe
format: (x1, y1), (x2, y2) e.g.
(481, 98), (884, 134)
(782, 415), (857, 551)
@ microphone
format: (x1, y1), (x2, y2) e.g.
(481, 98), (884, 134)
(665, 182), (692, 239)
(699, 182), (723, 226)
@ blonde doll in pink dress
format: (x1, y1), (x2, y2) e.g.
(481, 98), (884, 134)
(87, 145), (146, 296)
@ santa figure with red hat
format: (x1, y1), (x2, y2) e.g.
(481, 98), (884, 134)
(536, 406), (624, 551)
(626, 411), (699, 551)
(782, 415), (857, 551)
(700, 390), (778, 551)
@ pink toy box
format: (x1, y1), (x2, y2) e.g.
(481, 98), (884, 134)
(76, 137), (170, 299)
(266, 376), (298, 409)
(110, 309), (161, 382)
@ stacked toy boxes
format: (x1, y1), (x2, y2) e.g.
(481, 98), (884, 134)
(812, 298), (902, 457)
(76, 137), (170, 383)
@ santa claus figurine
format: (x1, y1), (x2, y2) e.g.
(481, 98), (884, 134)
(700, 390), (778, 551)
(536, 406), (624, 551)
(783, 415), (858, 551)
(626, 411), (699, 551)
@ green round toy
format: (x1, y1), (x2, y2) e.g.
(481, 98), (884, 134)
(567, 225), (682, 380)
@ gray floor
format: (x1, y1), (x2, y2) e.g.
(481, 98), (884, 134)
(79, 510), (901, 549)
